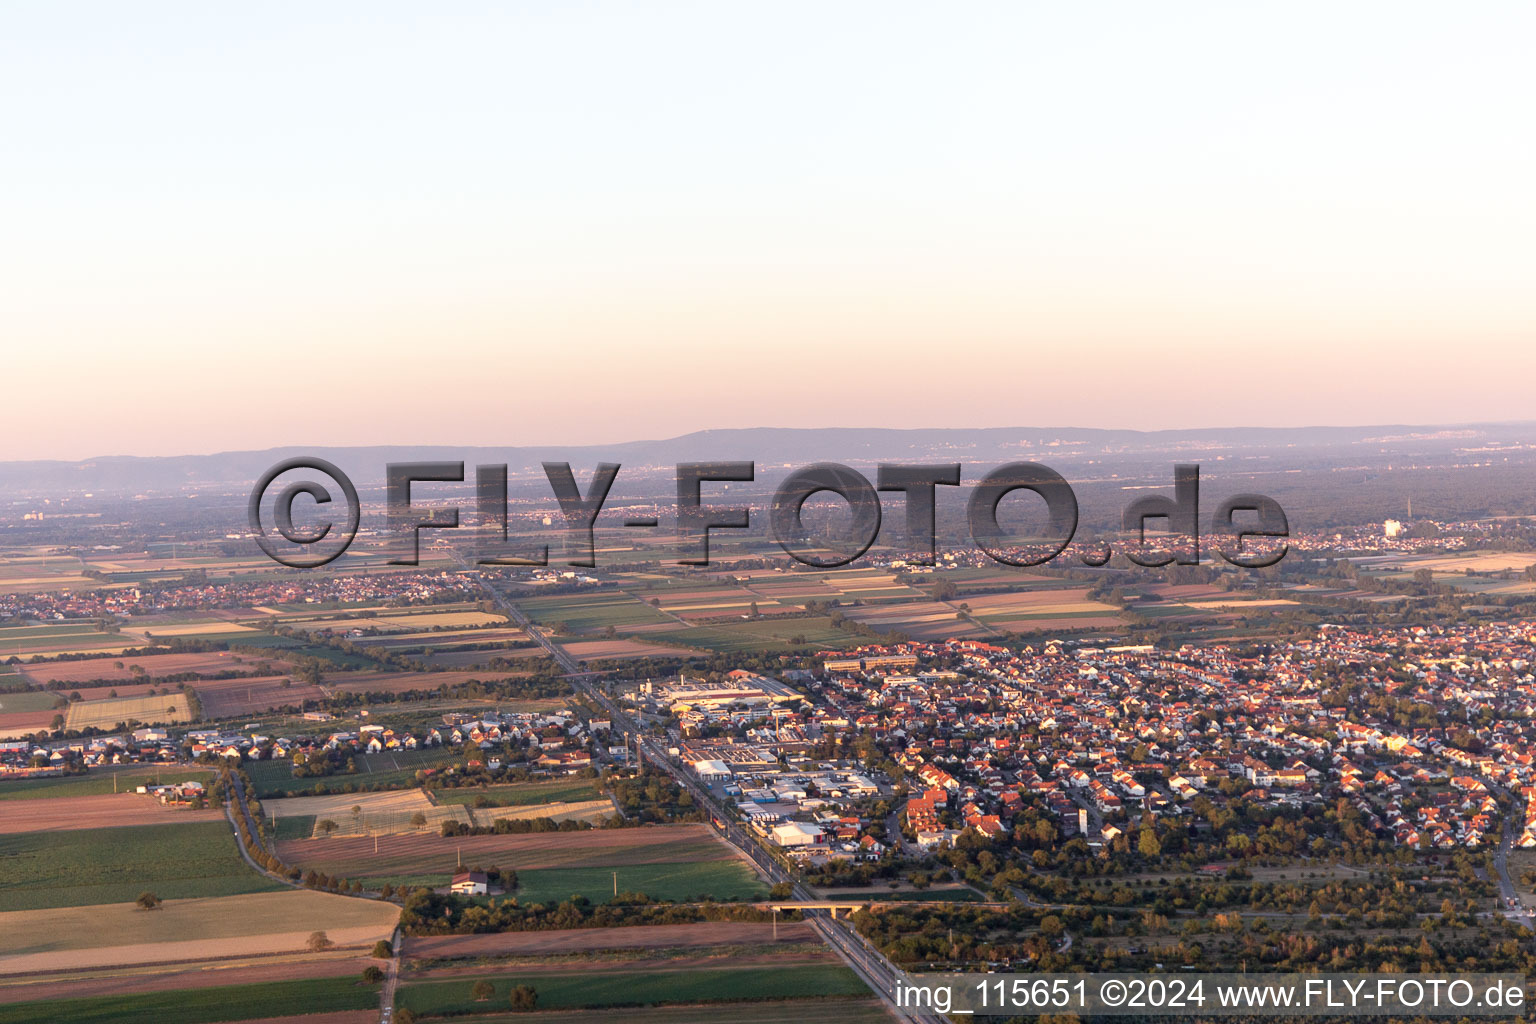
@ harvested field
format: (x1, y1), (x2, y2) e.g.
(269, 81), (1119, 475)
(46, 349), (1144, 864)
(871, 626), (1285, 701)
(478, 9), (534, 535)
(405, 920), (816, 960)
(64, 692), (193, 731)
(195, 676), (325, 718)
(0, 890), (400, 974)
(288, 610), (507, 632)
(560, 639), (698, 660)
(840, 600), (986, 639)
(136, 621), (260, 638)
(0, 793), (223, 834)
(0, 711), (52, 738)
(964, 587), (1117, 617)
(20, 650), (291, 686)
(1389, 552), (1536, 573)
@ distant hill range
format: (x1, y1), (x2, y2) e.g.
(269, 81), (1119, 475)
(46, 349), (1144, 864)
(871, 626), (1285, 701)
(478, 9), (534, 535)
(4, 424), (1536, 515)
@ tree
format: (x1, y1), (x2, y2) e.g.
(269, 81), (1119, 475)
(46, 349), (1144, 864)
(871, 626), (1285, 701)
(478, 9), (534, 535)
(396, 1011), (417, 1024)
(362, 966), (384, 984)
(472, 979), (496, 1002)
(136, 891), (162, 911)
(318, 819), (339, 836)
(372, 939), (394, 959)
(509, 985), (539, 1012)
(1138, 828), (1162, 858)
(307, 931), (333, 952)
(410, 811), (428, 829)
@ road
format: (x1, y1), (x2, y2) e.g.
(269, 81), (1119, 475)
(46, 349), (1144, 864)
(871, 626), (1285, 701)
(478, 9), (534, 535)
(222, 770), (401, 1023)
(465, 564), (942, 1023)
(378, 927), (402, 1024)
(1491, 784), (1530, 923)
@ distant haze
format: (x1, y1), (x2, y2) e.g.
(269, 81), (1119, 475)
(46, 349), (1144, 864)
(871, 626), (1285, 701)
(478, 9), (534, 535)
(3, 3), (1533, 460)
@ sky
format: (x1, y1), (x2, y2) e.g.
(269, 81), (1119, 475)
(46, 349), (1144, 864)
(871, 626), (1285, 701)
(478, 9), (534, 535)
(3, 3), (1534, 460)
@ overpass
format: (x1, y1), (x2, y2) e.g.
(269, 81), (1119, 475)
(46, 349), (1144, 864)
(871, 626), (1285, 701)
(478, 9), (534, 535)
(762, 899), (1012, 918)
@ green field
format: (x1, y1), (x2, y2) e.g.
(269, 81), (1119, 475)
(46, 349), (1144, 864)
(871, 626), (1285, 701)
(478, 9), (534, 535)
(0, 765), (212, 802)
(433, 778), (600, 808)
(3, 631), (129, 653)
(398, 965), (867, 1016)
(348, 853), (766, 905)
(0, 689), (63, 712)
(0, 822), (282, 910)
(248, 749), (460, 797)
(639, 617), (864, 653)
(0, 977), (377, 1024)
(272, 813), (318, 840)
(512, 859), (767, 906)
(519, 592), (676, 632)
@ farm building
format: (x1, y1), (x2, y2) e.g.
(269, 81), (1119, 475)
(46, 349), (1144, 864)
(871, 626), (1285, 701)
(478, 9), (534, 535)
(450, 870), (488, 895)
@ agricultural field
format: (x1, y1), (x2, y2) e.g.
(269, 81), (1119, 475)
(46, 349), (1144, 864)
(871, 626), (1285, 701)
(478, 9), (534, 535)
(246, 749), (463, 798)
(450, 1001), (891, 1024)
(0, 689), (62, 713)
(518, 592), (677, 633)
(837, 599), (987, 639)
(325, 669), (558, 695)
(559, 638), (699, 661)
(283, 608), (509, 633)
(0, 821), (283, 911)
(631, 585), (800, 621)
(636, 616), (866, 654)
(0, 976), (380, 1024)
(0, 953), (373, 1006)
(0, 889), (399, 974)
(396, 964), (867, 1017)
(0, 765), (211, 802)
(0, 711), (54, 739)
(404, 920), (817, 959)
(63, 691), (194, 731)
(131, 620), (261, 641)
(194, 675), (325, 718)
(19, 649), (286, 686)
(0, 793), (223, 834)
(0, 622), (139, 659)
(959, 586), (1122, 625)
(262, 789), (472, 838)
(432, 777), (600, 808)
(279, 823), (765, 902)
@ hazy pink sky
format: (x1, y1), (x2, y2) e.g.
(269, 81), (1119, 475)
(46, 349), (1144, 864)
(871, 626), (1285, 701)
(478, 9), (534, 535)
(3, 3), (1533, 460)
